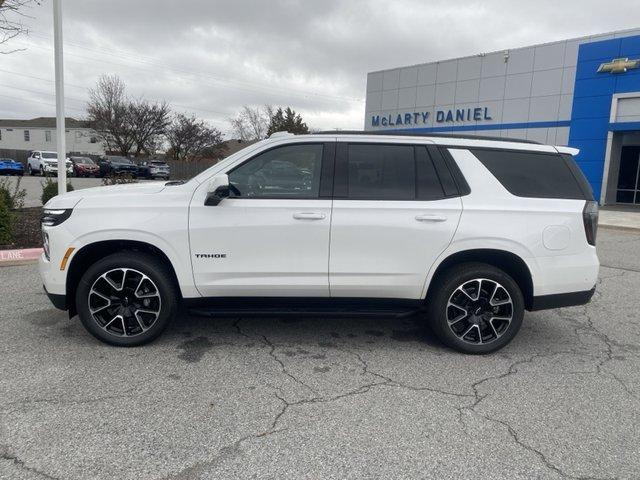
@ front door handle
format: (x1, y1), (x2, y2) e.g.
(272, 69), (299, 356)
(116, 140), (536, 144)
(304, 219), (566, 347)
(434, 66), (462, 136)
(415, 214), (447, 222)
(293, 212), (326, 220)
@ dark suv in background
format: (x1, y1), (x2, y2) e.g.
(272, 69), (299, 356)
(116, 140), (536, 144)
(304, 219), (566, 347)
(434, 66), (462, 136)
(96, 156), (139, 178)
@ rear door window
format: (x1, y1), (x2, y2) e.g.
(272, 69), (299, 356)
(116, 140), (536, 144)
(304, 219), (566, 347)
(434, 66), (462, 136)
(470, 149), (592, 200)
(346, 144), (415, 200)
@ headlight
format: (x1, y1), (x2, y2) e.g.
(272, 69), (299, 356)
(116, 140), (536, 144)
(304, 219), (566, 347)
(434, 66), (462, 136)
(41, 209), (73, 227)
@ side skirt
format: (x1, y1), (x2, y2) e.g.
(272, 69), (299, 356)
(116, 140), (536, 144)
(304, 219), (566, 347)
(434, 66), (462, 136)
(184, 297), (425, 319)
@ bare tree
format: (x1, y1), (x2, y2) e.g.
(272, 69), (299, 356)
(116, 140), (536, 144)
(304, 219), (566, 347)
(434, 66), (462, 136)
(0, 0), (41, 54)
(166, 113), (225, 162)
(228, 105), (273, 141)
(129, 98), (171, 156)
(86, 75), (136, 156)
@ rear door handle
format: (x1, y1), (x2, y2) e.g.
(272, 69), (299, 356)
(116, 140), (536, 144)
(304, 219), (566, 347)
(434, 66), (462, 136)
(415, 214), (447, 222)
(293, 212), (326, 220)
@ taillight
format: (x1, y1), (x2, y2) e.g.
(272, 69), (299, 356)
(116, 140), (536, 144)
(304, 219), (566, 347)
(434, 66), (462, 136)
(583, 201), (598, 246)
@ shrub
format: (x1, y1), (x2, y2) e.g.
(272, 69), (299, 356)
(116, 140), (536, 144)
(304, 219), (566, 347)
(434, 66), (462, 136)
(41, 177), (74, 205)
(0, 176), (26, 210)
(0, 194), (13, 246)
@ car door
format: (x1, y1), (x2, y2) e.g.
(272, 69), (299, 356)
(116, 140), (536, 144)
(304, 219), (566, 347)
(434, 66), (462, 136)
(329, 142), (463, 299)
(189, 142), (335, 297)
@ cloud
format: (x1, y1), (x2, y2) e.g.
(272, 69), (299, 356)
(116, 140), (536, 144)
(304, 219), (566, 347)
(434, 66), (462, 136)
(1, 0), (639, 134)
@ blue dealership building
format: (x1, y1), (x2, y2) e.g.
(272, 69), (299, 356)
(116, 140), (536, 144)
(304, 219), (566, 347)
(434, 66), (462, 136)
(365, 29), (640, 205)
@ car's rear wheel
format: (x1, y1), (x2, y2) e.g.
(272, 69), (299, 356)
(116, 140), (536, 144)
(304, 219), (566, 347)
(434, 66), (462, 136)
(426, 262), (524, 354)
(75, 252), (178, 346)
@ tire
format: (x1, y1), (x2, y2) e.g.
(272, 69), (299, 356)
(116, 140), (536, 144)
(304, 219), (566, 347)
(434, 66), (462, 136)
(75, 251), (178, 346)
(426, 262), (524, 354)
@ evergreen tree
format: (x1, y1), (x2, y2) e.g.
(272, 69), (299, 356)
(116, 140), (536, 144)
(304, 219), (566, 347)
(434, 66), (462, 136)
(267, 107), (309, 136)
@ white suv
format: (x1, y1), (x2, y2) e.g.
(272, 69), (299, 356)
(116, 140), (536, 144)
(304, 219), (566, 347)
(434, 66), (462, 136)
(39, 132), (599, 353)
(27, 150), (73, 176)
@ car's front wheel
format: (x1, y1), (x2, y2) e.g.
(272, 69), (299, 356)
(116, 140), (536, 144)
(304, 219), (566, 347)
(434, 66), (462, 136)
(426, 262), (524, 354)
(75, 252), (178, 346)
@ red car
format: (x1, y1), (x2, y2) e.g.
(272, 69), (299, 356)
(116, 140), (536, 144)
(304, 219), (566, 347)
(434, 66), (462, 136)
(71, 156), (100, 177)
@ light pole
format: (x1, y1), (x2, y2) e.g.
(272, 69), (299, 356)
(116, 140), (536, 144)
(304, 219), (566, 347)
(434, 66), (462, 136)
(53, 0), (66, 194)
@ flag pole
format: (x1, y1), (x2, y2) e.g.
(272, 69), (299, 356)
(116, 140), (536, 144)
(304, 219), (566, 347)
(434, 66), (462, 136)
(53, 0), (66, 194)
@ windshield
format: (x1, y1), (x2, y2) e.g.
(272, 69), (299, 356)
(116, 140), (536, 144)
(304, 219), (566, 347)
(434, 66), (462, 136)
(75, 157), (94, 165)
(42, 153), (57, 159)
(107, 156), (132, 164)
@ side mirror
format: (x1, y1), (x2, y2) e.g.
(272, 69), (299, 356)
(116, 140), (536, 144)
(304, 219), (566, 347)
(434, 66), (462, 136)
(205, 174), (230, 206)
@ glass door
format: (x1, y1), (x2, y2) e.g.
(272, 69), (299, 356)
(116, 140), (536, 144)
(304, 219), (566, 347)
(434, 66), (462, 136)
(616, 146), (640, 204)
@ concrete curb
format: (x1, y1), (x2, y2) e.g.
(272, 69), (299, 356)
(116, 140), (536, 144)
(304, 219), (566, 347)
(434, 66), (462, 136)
(0, 248), (43, 266)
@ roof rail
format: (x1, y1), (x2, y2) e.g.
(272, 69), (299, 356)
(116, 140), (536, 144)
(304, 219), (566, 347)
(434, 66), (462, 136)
(311, 130), (540, 145)
(269, 131), (294, 139)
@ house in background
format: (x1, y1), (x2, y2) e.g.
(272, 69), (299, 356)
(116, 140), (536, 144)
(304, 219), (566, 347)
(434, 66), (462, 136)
(0, 117), (105, 157)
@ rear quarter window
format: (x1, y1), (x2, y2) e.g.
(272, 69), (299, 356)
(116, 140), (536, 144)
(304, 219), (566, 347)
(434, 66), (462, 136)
(470, 149), (593, 200)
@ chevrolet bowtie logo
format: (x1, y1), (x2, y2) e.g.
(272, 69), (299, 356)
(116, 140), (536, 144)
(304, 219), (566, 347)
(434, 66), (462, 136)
(597, 57), (640, 74)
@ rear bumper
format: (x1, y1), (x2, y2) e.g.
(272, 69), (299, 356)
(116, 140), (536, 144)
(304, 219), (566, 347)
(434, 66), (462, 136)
(529, 286), (596, 311)
(44, 284), (67, 310)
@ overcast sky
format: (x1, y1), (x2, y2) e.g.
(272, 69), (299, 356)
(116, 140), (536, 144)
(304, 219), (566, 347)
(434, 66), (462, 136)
(1, 0), (640, 136)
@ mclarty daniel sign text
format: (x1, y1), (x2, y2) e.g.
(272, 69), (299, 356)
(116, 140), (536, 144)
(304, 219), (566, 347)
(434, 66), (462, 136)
(371, 106), (492, 128)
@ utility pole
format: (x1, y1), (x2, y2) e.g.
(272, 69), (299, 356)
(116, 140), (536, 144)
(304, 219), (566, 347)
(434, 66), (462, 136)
(53, 0), (66, 194)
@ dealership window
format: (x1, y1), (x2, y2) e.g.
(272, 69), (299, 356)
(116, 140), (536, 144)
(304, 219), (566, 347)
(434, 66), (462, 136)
(24, 130), (30, 142)
(228, 144), (324, 198)
(45, 130), (51, 142)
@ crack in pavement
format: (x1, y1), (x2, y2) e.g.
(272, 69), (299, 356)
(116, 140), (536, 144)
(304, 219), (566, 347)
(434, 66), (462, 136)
(260, 334), (319, 397)
(453, 352), (621, 480)
(0, 444), (60, 480)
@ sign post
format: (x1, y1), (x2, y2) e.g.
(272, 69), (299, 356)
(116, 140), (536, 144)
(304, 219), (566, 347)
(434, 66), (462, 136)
(53, 0), (66, 194)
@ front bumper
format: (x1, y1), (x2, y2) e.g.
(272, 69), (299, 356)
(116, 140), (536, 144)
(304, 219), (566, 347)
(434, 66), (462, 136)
(43, 165), (73, 174)
(43, 284), (67, 310)
(0, 167), (23, 175)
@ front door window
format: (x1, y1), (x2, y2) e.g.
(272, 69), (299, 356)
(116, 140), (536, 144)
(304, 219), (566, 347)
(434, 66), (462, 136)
(228, 144), (323, 198)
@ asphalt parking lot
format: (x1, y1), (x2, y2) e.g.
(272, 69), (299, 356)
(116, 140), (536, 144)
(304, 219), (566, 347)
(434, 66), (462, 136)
(0, 228), (639, 479)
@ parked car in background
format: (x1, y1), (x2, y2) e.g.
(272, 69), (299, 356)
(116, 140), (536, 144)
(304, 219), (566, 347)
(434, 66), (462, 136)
(27, 151), (73, 176)
(71, 156), (100, 177)
(96, 155), (138, 178)
(138, 160), (171, 180)
(0, 158), (24, 176)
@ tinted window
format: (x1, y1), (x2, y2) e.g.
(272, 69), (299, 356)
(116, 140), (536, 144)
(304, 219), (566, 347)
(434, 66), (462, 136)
(229, 144), (323, 198)
(107, 156), (132, 164)
(470, 149), (589, 200)
(416, 147), (446, 199)
(347, 144), (415, 199)
(73, 157), (94, 164)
